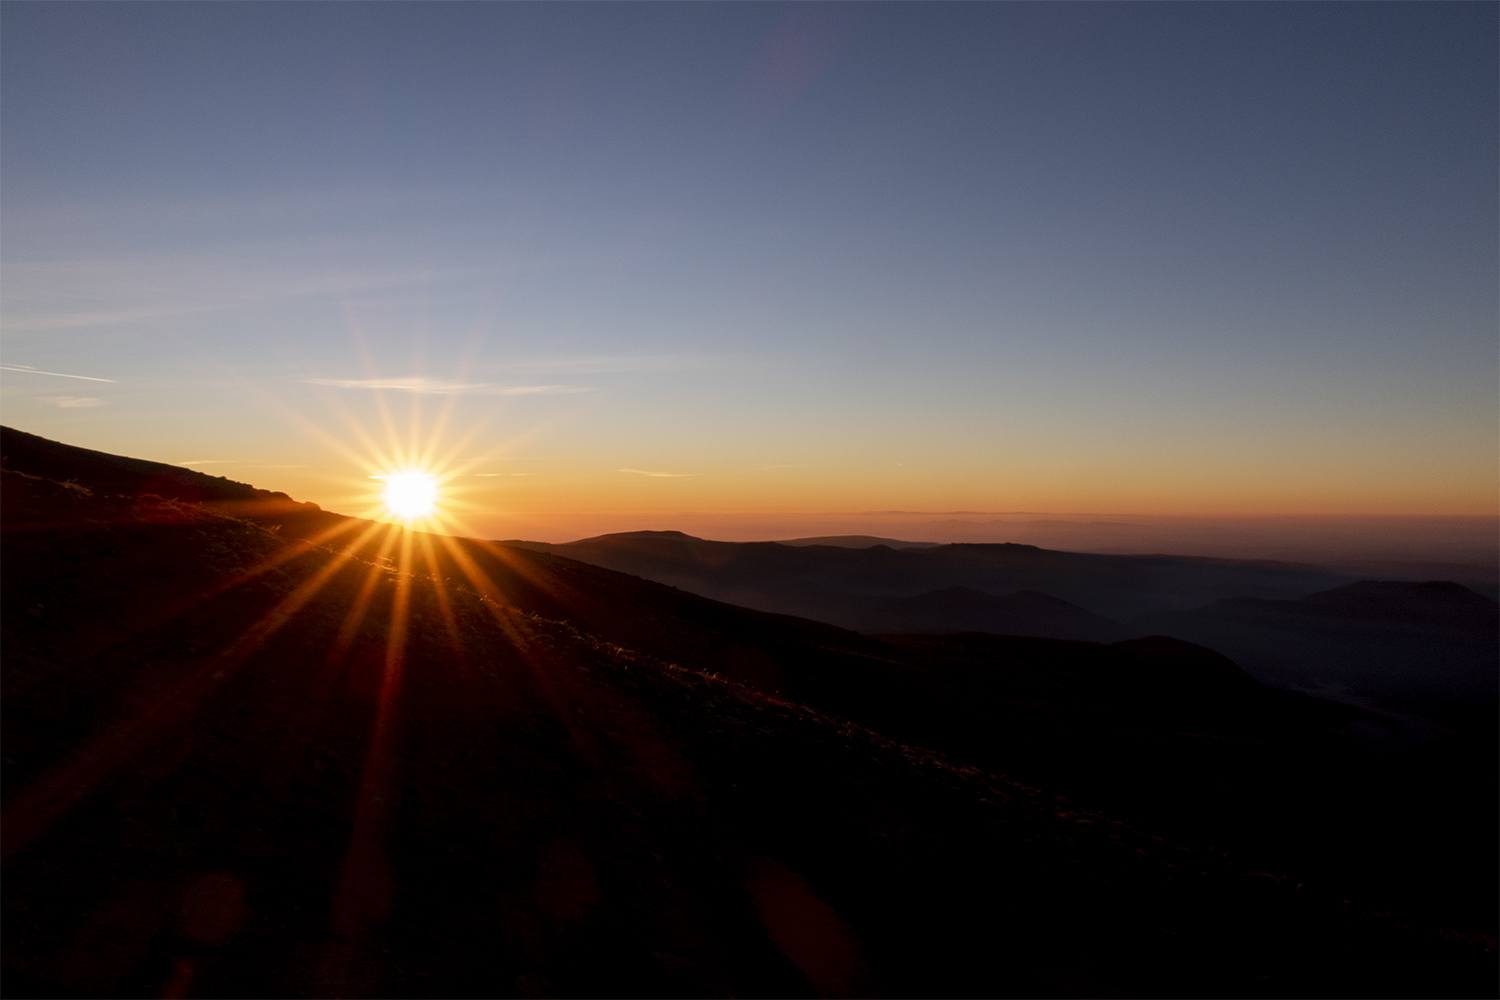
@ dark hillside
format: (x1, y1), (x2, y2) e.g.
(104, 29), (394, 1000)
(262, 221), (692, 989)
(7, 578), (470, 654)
(1, 429), (1495, 997)
(2, 426), (267, 505)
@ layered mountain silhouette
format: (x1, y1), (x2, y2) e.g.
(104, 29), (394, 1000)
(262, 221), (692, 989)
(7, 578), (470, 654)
(777, 535), (940, 550)
(1139, 580), (1499, 724)
(2, 427), (1495, 997)
(509, 530), (1350, 633)
(516, 531), (1497, 724)
(874, 586), (1130, 642)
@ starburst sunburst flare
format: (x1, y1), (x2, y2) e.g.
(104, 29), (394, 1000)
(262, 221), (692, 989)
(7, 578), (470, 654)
(2, 3), (1496, 998)
(379, 470), (439, 521)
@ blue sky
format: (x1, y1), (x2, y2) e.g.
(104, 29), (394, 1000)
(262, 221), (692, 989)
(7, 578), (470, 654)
(2, 2), (1495, 531)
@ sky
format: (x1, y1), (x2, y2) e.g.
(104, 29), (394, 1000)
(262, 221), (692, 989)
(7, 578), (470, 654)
(2, 2), (1496, 544)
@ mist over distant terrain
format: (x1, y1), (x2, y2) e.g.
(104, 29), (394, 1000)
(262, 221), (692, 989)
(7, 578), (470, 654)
(491, 511), (1498, 590)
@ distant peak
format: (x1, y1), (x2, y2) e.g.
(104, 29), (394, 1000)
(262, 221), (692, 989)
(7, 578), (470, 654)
(777, 535), (937, 549)
(570, 529), (704, 544)
(1308, 579), (1494, 606)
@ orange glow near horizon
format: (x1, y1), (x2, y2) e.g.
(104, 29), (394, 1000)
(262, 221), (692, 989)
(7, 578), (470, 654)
(28, 303), (1492, 547)
(238, 386), (1500, 533)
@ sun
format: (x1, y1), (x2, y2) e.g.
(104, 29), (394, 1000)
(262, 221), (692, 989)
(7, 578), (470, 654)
(382, 470), (439, 520)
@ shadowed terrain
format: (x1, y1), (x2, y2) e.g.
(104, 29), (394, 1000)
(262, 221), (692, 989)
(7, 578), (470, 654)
(1139, 580), (1499, 727)
(2, 427), (1495, 997)
(874, 587), (1130, 643)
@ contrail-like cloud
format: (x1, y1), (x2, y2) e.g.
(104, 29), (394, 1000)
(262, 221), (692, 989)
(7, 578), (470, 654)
(1, 363), (116, 383)
(302, 376), (590, 396)
(618, 468), (698, 479)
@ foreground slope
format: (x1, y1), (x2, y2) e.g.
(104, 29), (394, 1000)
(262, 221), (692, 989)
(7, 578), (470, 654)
(1, 428), (1494, 997)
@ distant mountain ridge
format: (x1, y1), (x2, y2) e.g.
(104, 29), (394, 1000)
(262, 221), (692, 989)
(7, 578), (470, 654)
(510, 529), (1351, 636)
(1293, 579), (1498, 631)
(1138, 580), (1499, 716)
(777, 535), (940, 549)
(874, 586), (1131, 642)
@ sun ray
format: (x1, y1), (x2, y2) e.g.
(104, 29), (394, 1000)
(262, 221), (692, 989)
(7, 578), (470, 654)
(348, 321), (408, 470)
(430, 531), (605, 759)
(417, 530), (465, 656)
(406, 382), (425, 473)
(410, 316), (500, 474)
(327, 524), (404, 666)
(421, 415), (495, 485)
(434, 532), (536, 651)
(323, 526), (414, 990)
(438, 514), (574, 605)
(416, 383), (462, 472)
(1, 515), (388, 860)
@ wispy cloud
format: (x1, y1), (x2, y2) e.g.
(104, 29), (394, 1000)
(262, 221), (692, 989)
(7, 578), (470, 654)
(0, 363), (116, 383)
(758, 463), (806, 471)
(50, 395), (107, 408)
(501, 354), (712, 375)
(0, 306), (218, 334)
(618, 468), (698, 479)
(1, 254), (478, 334)
(302, 376), (591, 397)
(474, 472), (534, 478)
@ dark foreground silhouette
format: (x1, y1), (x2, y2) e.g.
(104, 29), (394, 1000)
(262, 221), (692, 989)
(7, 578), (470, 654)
(2, 427), (1495, 997)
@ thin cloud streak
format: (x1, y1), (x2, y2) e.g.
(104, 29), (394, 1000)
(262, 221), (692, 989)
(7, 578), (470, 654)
(618, 468), (698, 479)
(1, 256), (481, 334)
(302, 377), (591, 397)
(0, 363), (116, 383)
(0, 305), (221, 334)
(51, 396), (106, 408)
(501, 353), (713, 375)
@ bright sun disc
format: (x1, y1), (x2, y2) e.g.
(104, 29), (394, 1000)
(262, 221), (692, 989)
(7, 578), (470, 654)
(382, 470), (438, 520)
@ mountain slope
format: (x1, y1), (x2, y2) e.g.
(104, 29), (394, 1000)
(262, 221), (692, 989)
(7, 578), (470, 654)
(2, 427), (1495, 997)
